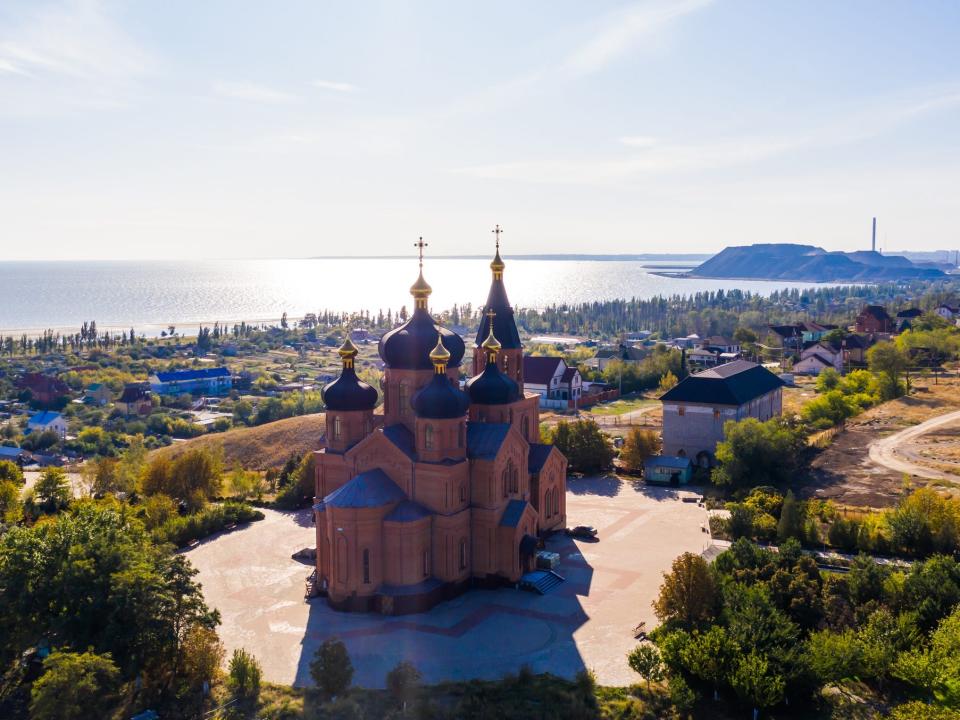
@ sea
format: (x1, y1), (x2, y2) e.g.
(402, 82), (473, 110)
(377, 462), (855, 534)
(0, 258), (838, 338)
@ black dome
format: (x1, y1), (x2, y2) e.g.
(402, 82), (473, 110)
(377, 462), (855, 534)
(411, 373), (470, 419)
(465, 361), (521, 405)
(322, 367), (378, 412)
(379, 308), (465, 370)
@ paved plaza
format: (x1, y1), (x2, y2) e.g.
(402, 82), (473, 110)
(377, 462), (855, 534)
(188, 476), (710, 688)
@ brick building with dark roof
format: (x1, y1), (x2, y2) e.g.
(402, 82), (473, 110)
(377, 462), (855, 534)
(855, 305), (894, 334)
(659, 360), (785, 467)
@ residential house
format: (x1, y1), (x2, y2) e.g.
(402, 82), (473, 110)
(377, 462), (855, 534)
(855, 305), (894, 334)
(0, 446), (31, 466)
(842, 334), (875, 365)
(687, 347), (722, 368)
(523, 356), (582, 408)
(148, 367), (232, 396)
(794, 341), (843, 375)
(16, 373), (70, 405)
(27, 411), (67, 439)
(591, 343), (646, 372)
(935, 304), (959, 321)
(696, 336), (742, 354)
(83, 383), (113, 406)
(896, 308), (923, 331)
(659, 360), (785, 467)
(116, 385), (153, 416)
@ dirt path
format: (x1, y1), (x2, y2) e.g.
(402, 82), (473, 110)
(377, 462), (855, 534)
(868, 409), (960, 482)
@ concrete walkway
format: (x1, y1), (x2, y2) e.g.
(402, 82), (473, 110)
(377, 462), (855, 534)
(868, 408), (960, 481)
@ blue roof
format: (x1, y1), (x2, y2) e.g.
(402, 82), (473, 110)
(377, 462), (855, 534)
(85, 383), (103, 391)
(29, 411), (62, 425)
(384, 500), (432, 523)
(0, 446), (26, 459)
(154, 367), (230, 383)
(323, 469), (406, 509)
(528, 443), (554, 473)
(645, 455), (692, 470)
(381, 424), (416, 460)
(466, 422), (510, 460)
(500, 499), (528, 528)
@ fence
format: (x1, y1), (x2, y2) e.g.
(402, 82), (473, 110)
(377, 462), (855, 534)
(808, 421), (845, 449)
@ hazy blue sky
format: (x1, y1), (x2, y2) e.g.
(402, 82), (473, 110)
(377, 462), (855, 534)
(1, 0), (959, 259)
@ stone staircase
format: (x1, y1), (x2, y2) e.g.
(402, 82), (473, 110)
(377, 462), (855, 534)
(520, 570), (565, 595)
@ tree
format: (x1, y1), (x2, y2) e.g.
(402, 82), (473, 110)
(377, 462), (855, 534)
(34, 467), (70, 511)
(627, 643), (664, 691)
(311, 638), (354, 700)
(776, 490), (803, 543)
(668, 673), (698, 715)
(680, 625), (739, 701)
(548, 419), (614, 474)
(658, 370), (678, 393)
(712, 418), (806, 488)
(142, 446), (222, 510)
(653, 552), (718, 626)
(805, 629), (863, 688)
(868, 341), (909, 399)
(0, 479), (23, 525)
(729, 652), (785, 719)
(228, 648), (262, 699)
(0, 459), (24, 485)
(180, 625), (224, 690)
(29, 651), (120, 720)
(386, 660), (421, 709)
(620, 428), (660, 474)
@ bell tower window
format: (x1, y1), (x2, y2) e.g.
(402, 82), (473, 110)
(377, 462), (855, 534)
(333, 415), (342, 439)
(424, 424), (434, 450)
(399, 384), (409, 415)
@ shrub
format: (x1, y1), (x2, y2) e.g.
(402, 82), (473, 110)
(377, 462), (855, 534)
(310, 638), (354, 700)
(228, 648), (262, 699)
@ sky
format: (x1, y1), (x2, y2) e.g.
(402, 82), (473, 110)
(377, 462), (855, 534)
(1, 0), (959, 260)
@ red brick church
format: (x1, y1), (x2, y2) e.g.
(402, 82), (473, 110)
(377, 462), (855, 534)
(313, 236), (568, 614)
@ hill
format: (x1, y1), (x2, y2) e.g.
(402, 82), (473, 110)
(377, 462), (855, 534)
(152, 413), (326, 470)
(691, 244), (944, 282)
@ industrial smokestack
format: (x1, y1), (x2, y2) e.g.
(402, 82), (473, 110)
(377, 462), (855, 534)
(872, 217), (876, 252)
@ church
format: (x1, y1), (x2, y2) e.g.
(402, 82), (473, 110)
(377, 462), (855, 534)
(313, 235), (568, 614)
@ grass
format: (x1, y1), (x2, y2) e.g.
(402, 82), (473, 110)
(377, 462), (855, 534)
(151, 412), (326, 470)
(588, 396), (657, 417)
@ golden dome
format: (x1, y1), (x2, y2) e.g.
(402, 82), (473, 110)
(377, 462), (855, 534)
(490, 249), (505, 273)
(410, 270), (432, 298)
(430, 333), (451, 366)
(481, 325), (501, 355)
(338, 336), (359, 360)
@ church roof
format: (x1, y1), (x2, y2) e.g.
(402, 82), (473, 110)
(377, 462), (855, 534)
(465, 359), (521, 406)
(321, 366), (378, 412)
(379, 308), (465, 370)
(528, 443), (554, 473)
(384, 500), (432, 523)
(475, 278), (522, 349)
(499, 499), (528, 528)
(382, 424), (416, 460)
(466, 422), (511, 459)
(323, 469), (406, 509)
(411, 373), (470, 419)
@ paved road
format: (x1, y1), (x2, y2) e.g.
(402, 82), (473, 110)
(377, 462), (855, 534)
(868, 409), (960, 481)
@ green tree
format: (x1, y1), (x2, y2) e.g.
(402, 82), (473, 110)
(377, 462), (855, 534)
(0, 459), (25, 485)
(680, 625), (739, 701)
(29, 651), (120, 720)
(776, 490), (803, 543)
(729, 652), (785, 719)
(805, 629), (863, 688)
(627, 643), (665, 691)
(228, 648), (262, 699)
(712, 418), (806, 488)
(0, 479), (23, 524)
(653, 552), (717, 626)
(868, 341), (909, 399)
(658, 370), (678, 393)
(142, 446), (223, 510)
(34, 466), (70, 511)
(620, 427), (660, 474)
(386, 660), (422, 709)
(548, 419), (614, 474)
(310, 637), (354, 701)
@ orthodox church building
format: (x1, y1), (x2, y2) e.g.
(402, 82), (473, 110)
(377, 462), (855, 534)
(314, 238), (568, 614)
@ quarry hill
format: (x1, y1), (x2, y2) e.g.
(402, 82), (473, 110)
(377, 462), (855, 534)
(691, 243), (945, 282)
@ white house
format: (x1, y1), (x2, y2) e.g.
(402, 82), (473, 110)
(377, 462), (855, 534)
(793, 341), (843, 375)
(27, 411), (67, 439)
(523, 356), (582, 408)
(935, 305), (959, 321)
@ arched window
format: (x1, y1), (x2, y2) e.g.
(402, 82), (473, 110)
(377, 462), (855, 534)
(522, 416), (530, 438)
(458, 423), (465, 448)
(503, 354), (509, 375)
(364, 417), (372, 435)
(336, 536), (348, 584)
(424, 424), (434, 450)
(460, 482), (467, 502)
(422, 549), (430, 577)
(333, 415), (342, 439)
(399, 383), (409, 415)
(362, 549), (370, 584)
(502, 467), (509, 497)
(459, 538), (467, 570)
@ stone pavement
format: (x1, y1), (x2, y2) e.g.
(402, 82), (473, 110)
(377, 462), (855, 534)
(188, 477), (709, 688)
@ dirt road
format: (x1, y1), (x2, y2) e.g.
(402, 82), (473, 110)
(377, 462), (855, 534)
(868, 409), (960, 481)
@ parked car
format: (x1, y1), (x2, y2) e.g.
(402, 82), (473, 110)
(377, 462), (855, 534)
(566, 525), (598, 540)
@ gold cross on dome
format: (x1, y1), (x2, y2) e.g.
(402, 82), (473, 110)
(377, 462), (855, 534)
(414, 237), (428, 267)
(491, 224), (503, 250)
(486, 308), (496, 323)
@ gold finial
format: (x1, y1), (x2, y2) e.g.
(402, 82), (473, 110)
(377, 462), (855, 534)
(490, 225), (505, 278)
(481, 309), (501, 361)
(429, 332), (450, 374)
(410, 237), (432, 309)
(338, 335), (359, 369)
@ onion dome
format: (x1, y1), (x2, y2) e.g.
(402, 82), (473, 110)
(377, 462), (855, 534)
(379, 257), (465, 369)
(466, 321), (520, 405)
(411, 334), (470, 419)
(322, 336), (378, 411)
(475, 228), (522, 350)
